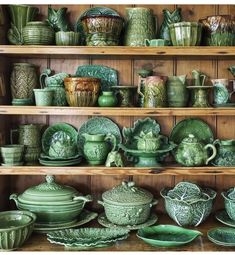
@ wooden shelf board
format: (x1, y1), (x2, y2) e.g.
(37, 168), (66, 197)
(18, 214), (233, 251)
(0, 106), (234, 116)
(0, 166), (234, 175)
(1, 45), (235, 57)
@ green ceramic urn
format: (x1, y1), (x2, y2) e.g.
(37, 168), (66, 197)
(10, 175), (92, 225)
(98, 181), (158, 226)
(175, 134), (217, 166)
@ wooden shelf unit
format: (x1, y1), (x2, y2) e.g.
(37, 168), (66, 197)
(1, 3), (235, 252)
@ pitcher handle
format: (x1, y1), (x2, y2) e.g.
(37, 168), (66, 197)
(204, 144), (217, 165)
(137, 77), (145, 98)
(10, 129), (18, 145)
(200, 74), (206, 87)
(213, 139), (220, 147)
(39, 69), (51, 89)
(145, 39), (150, 46)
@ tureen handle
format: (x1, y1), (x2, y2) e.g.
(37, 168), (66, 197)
(204, 144), (217, 165)
(73, 194), (92, 203)
(150, 199), (158, 208)
(9, 193), (19, 207)
(97, 200), (105, 206)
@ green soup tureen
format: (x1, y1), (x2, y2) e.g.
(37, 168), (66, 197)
(98, 181), (158, 226)
(10, 175), (92, 226)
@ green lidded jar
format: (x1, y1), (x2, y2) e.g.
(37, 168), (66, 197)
(98, 181), (158, 226)
(23, 21), (55, 45)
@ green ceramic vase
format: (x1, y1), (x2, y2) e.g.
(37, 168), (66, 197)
(167, 75), (188, 107)
(98, 91), (117, 107)
(82, 133), (111, 165)
(7, 4), (38, 45)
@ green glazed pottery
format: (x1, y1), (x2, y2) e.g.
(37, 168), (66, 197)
(39, 156), (82, 167)
(23, 146), (41, 165)
(208, 227), (235, 246)
(78, 117), (122, 152)
(137, 76), (167, 108)
(10, 63), (38, 104)
(167, 75), (188, 107)
(199, 15), (235, 46)
(222, 187), (235, 221)
(12, 98), (34, 106)
(34, 210), (98, 234)
(161, 181), (216, 226)
(170, 118), (214, 145)
(75, 65), (118, 91)
(98, 212), (158, 230)
(137, 224), (202, 247)
(7, 5), (38, 45)
(144, 39), (168, 46)
(174, 134), (217, 166)
(159, 8), (182, 45)
(23, 21), (55, 45)
(111, 86), (137, 107)
(10, 175), (92, 226)
(0, 210), (36, 251)
(98, 181), (158, 226)
(56, 31), (80, 46)
(1, 144), (24, 165)
(212, 139), (235, 166)
(124, 7), (156, 46)
(33, 88), (54, 106)
(47, 227), (129, 249)
(98, 91), (117, 107)
(105, 150), (124, 167)
(42, 123), (78, 158)
(169, 22), (202, 46)
(215, 210), (235, 228)
(47, 7), (70, 32)
(82, 133), (113, 165)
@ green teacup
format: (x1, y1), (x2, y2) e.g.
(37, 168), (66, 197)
(34, 89), (54, 106)
(1, 145), (24, 164)
(145, 39), (168, 46)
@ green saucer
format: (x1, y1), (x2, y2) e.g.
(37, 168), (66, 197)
(208, 227), (235, 246)
(215, 210), (235, 227)
(12, 98), (33, 106)
(39, 156), (82, 166)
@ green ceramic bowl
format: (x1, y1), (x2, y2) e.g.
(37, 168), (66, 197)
(137, 225), (202, 247)
(56, 31), (80, 46)
(0, 210), (36, 251)
(169, 22), (202, 46)
(1, 145), (24, 163)
(222, 188), (235, 221)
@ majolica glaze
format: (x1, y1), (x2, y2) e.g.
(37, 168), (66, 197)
(111, 86), (137, 107)
(161, 181), (217, 226)
(222, 187), (235, 221)
(208, 227), (235, 247)
(159, 8), (182, 45)
(47, 7), (70, 32)
(98, 181), (158, 226)
(175, 134), (217, 166)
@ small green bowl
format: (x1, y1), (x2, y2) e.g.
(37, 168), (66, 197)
(0, 210), (36, 251)
(56, 31), (80, 46)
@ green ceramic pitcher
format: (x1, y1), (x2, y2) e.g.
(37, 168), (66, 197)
(82, 133), (114, 165)
(167, 75), (188, 107)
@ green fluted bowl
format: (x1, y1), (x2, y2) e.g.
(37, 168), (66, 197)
(169, 22), (202, 46)
(56, 31), (80, 46)
(0, 210), (36, 251)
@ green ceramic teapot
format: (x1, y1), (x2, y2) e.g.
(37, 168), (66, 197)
(134, 131), (164, 151)
(82, 133), (115, 165)
(175, 134), (217, 166)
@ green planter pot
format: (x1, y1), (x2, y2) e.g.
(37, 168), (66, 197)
(56, 31), (80, 46)
(34, 89), (54, 106)
(1, 144), (24, 164)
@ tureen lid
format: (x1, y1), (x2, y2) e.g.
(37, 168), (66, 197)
(102, 181), (153, 205)
(17, 175), (80, 205)
(181, 134), (199, 143)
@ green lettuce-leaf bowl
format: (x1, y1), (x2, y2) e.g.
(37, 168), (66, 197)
(137, 225), (202, 247)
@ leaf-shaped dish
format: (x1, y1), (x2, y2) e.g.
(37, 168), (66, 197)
(137, 224), (202, 247)
(42, 123), (78, 158)
(47, 227), (129, 243)
(170, 118), (214, 145)
(75, 65), (118, 91)
(208, 227), (235, 246)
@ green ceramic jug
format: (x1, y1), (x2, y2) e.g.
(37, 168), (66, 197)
(167, 75), (188, 107)
(82, 133), (114, 165)
(175, 134), (217, 166)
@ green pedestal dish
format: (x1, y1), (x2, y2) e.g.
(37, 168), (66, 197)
(98, 181), (158, 226)
(137, 224), (202, 247)
(0, 210), (36, 251)
(10, 175), (92, 225)
(208, 227), (235, 246)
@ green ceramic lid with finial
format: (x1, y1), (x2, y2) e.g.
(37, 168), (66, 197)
(102, 181), (153, 206)
(16, 175), (82, 205)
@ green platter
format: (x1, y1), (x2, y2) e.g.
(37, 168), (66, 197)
(40, 153), (81, 161)
(170, 118), (214, 145)
(75, 65), (118, 91)
(78, 117), (122, 152)
(39, 156), (82, 166)
(42, 123), (78, 157)
(215, 210), (235, 228)
(137, 224), (202, 247)
(208, 227), (235, 246)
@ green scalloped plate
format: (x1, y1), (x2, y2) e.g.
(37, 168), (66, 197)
(170, 118), (214, 145)
(208, 227), (235, 246)
(215, 210), (235, 228)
